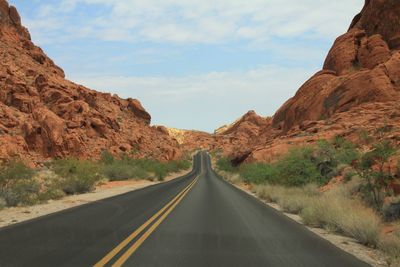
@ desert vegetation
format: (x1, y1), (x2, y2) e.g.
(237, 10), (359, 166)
(217, 136), (359, 186)
(215, 132), (400, 266)
(0, 152), (192, 209)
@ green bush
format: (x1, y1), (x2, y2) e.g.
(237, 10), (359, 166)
(357, 140), (396, 211)
(0, 155), (192, 207)
(277, 147), (323, 186)
(51, 158), (101, 195)
(332, 136), (360, 165)
(0, 160), (35, 184)
(312, 139), (359, 183)
(99, 153), (191, 182)
(102, 161), (147, 181)
(216, 137), (361, 187)
(217, 157), (236, 172)
(240, 163), (278, 184)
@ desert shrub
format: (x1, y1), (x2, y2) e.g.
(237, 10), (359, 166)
(214, 138), (360, 187)
(216, 157), (236, 172)
(102, 161), (147, 181)
(0, 160), (39, 206)
(332, 136), (360, 165)
(276, 147), (322, 186)
(170, 159), (192, 171)
(1, 179), (41, 206)
(152, 164), (168, 181)
(356, 140), (396, 211)
(240, 163), (278, 184)
(0, 160), (35, 185)
(51, 158), (101, 195)
(312, 139), (359, 183)
(101, 156), (191, 182)
(36, 171), (66, 202)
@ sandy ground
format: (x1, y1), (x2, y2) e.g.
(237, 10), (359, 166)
(0, 170), (189, 229)
(230, 181), (389, 267)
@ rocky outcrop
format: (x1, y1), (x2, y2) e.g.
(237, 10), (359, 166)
(199, 0), (400, 164)
(273, 0), (400, 133)
(0, 0), (182, 164)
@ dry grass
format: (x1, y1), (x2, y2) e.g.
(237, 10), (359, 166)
(253, 182), (381, 248)
(380, 227), (400, 266)
(218, 170), (242, 184)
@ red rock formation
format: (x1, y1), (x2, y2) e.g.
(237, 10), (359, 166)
(273, 0), (400, 133)
(187, 0), (400, 164)
(0, 0), (182, 164)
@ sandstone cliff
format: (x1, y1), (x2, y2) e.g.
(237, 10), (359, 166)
(273, 0), (400, 133)
(0, 0), (182, 164)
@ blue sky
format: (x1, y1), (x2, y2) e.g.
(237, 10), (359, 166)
(10, 0), (364, 132)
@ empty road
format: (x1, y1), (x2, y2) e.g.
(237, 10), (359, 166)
(0, 152), (370, 267)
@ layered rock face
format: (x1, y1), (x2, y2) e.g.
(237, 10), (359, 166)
(273, 0), (400, 133)
(0, 0), (181, 163)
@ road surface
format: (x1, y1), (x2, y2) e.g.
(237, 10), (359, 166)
(0, 152), (370, 267)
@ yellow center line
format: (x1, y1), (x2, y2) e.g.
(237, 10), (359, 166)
(93, 176), (199, 267)
(112, 176), (200, 267)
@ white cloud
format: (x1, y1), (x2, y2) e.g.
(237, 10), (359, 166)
(19, 0), (364, 45)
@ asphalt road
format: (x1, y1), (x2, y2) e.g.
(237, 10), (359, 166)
(0, 152), (370, 267)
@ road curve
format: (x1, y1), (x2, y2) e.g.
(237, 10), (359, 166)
(0, 152), (370, 267)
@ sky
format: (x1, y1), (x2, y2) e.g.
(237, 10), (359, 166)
(10, 0), (364, 132)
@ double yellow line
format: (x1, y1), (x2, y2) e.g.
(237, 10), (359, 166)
(94, 174), (200, 267)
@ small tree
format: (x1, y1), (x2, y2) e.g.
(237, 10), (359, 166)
(356, 140), (396, 211)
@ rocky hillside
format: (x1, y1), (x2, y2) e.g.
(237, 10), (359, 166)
(244, 0), (400, 163)
(0, 0), (182, 164)
(273, 0), (400, 133)
(180, 0), (400, 164)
